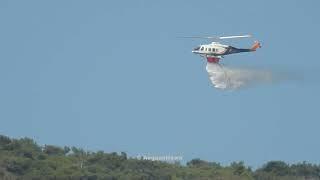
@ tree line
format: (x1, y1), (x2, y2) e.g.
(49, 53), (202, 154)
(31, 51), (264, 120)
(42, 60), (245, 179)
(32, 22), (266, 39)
(0, 135), (319, 180)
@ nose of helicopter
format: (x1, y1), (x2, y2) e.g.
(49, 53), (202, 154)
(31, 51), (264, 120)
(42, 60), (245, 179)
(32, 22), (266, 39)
(192, 46), (200, 54)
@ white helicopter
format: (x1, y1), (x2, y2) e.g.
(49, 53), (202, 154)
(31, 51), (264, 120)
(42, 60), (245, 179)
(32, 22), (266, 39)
(184, 34), (261, 63)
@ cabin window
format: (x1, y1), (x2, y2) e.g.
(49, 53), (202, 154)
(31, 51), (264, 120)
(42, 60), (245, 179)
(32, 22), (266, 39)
(212, 48), (215, 52)
(205, 48), (207, 51)
(208, 48), (211, 51)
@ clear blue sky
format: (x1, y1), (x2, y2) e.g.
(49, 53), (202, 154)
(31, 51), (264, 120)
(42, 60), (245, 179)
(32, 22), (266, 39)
(1, 0), (320, 168)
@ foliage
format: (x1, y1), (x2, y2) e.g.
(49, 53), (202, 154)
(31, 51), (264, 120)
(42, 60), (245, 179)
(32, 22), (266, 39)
(0, 135), (319, 180)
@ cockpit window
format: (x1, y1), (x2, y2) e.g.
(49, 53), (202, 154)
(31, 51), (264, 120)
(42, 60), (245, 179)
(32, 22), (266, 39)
(193, 46), (200, 51)
(200, 47), (204, 51)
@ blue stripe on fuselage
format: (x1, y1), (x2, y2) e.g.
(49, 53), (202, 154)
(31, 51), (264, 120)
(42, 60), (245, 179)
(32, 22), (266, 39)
(221, 46), (251, 56)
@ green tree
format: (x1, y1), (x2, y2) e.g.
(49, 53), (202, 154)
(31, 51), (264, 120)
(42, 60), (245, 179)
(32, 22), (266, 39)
(259, 161), (290, 176)
(231, 161), (246, 175)
(43, 145), (64, 156)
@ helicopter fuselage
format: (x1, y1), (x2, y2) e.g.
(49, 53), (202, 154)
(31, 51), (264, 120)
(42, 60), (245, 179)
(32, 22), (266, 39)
(192, 41), (260, 63)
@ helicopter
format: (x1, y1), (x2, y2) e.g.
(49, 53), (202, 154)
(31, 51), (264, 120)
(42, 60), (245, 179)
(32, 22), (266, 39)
(184, 35), (261, 63)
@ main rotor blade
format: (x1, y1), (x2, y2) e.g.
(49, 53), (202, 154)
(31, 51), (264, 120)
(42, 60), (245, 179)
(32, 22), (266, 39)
(178, 36), (219, 39)
(218, 35), (252, 39)
(179, 34), (252, 40)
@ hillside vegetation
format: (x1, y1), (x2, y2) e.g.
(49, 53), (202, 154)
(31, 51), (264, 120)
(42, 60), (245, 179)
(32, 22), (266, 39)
(0, 135), (319, 180)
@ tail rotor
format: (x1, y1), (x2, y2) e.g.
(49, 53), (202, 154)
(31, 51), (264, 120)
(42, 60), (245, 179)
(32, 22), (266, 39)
(251, 41), (261, 51)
